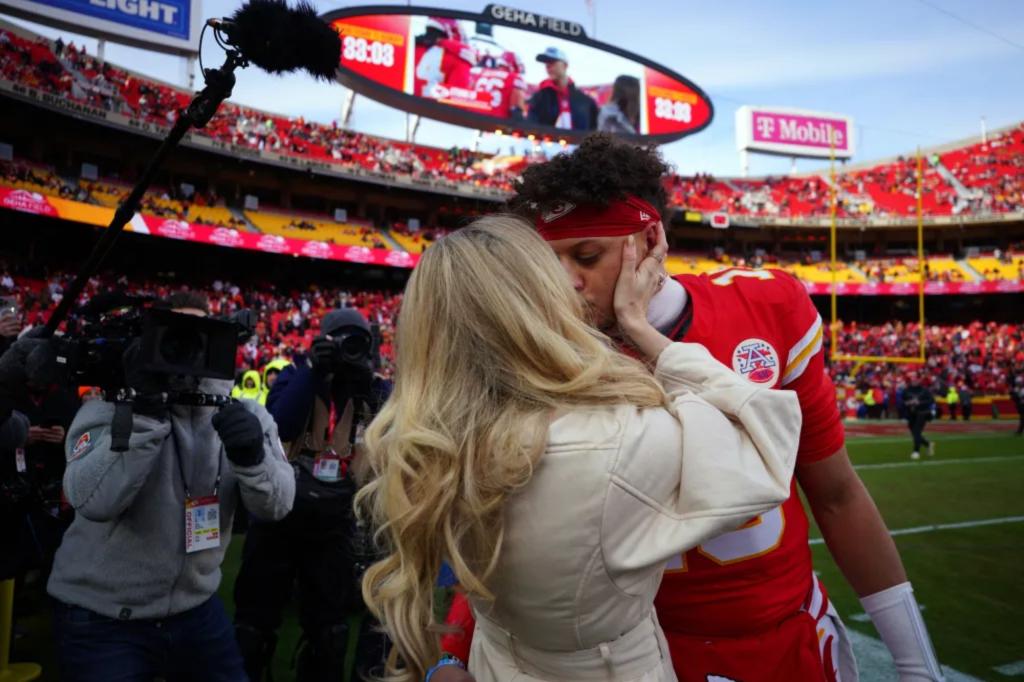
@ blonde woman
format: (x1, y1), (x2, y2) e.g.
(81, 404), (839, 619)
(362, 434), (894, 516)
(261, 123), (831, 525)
(358, 216), (801, 682)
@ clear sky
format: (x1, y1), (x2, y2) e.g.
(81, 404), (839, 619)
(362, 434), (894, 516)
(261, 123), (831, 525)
(4, 0), (1023, 177)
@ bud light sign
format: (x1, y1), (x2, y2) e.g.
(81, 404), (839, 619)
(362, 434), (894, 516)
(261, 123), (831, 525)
(2, 0), (201, 55)
(735, 106), (854, 160)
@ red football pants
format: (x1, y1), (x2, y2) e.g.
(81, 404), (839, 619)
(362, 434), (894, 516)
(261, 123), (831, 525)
(665, 609), (839, 682)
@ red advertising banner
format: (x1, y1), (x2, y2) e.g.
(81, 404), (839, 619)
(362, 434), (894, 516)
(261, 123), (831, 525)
(336, 14), (411, 92)
(2, 186), (1018, 287)
(801, 280), (1024, 295)
(137, 216), (419, 268)
(1, 186), (58, 217)
(0, 186), (420, 269)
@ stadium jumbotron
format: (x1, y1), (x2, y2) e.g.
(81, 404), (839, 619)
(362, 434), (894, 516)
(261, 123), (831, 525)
(0, 1), (1021, 681)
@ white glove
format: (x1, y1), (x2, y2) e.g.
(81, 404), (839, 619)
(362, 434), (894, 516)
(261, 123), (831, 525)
(860, 582), (944, 681)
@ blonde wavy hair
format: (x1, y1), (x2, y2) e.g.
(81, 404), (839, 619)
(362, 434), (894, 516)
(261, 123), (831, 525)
(358, 215), (667, 681)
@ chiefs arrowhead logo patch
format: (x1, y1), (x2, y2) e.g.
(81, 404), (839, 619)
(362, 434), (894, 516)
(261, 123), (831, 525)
(71, 432), (92, 460)
(541, 201), (576, 223)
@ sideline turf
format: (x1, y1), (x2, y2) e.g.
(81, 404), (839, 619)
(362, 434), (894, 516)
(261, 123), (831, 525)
(10, 431), (1023, 680)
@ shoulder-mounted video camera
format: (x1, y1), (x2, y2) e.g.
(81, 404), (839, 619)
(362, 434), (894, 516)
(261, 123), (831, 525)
(54, 294), (254, 403)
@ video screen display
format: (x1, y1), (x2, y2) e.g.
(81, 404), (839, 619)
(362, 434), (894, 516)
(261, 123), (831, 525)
(325, 7), (713, 143)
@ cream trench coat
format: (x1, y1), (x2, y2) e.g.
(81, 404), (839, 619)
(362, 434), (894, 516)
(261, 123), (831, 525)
(466, 342), (802, 682)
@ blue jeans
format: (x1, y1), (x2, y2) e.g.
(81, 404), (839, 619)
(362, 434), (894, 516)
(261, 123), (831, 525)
(53, 595), (248, 682)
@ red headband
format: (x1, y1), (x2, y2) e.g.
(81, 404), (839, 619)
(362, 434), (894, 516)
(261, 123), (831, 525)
(535, 195), (660, 241)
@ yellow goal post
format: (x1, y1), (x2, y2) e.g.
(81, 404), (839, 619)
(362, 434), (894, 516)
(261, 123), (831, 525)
(828, 144), (926, 368)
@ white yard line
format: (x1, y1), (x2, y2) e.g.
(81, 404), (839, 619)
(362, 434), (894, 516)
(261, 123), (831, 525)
(994, 660), (1024, 676)
(846, 432), (1017, 445)
(854, 454), (1024, 470)
(809, 515), (1024, 545)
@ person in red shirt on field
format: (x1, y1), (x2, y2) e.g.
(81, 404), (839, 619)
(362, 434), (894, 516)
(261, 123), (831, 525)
(433, 134), (945, 682)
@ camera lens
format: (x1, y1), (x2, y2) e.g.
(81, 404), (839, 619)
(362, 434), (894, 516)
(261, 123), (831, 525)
(338, 332), (370, 363)
(160, 326), (205, 366)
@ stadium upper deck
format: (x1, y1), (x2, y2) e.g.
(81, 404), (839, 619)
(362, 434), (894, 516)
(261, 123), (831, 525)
(1, 20), (1022, 227)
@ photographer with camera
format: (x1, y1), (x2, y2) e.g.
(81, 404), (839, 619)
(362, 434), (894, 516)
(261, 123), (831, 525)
(46, 292), (296, 682)
(0, 398), (32, 582)
(233, 307), (388, 682)
(0, 324), (75, 588)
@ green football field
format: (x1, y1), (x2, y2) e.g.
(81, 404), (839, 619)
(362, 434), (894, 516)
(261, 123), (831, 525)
(806, 425), (1024, 682)
(9, 422), (1024, 681)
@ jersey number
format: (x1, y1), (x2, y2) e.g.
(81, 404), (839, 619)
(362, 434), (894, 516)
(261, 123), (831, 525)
(474, 77), (505, 108)
(710, 269), (775, 286)
(666, 506), (785, 572)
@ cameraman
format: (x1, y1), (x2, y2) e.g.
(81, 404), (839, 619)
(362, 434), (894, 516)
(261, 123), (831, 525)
(46, 292), (296, 682)
(233, 308), (387, 682)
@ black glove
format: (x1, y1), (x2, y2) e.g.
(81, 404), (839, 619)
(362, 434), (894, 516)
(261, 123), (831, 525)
(310, 337), (340, 376)
(212, 401), (265, 467)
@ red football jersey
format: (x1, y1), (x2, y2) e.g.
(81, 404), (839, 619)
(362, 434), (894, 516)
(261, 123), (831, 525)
(653, 267), (845, 637)
(469, 66), (526, 118)
(414, 40), (475, 96)
(438, 39), (475, 90)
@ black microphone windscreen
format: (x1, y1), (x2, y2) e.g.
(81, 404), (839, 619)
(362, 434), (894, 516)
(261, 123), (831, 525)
(225, 0), (340, 80)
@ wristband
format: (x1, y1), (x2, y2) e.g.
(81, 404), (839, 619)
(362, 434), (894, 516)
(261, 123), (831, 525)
(860, 582), (944, 681)
(424, 654), (466, 682)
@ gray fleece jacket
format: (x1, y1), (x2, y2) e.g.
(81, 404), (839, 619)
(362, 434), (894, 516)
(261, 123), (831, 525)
(47, 383), (295, 620)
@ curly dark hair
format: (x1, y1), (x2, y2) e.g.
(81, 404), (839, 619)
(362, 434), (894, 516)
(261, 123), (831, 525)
(508, 133), (670, 220)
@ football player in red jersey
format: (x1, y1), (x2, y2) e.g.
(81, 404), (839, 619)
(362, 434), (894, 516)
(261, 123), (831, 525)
(435, 134), (945, 682)
(469, 50), (527, 120)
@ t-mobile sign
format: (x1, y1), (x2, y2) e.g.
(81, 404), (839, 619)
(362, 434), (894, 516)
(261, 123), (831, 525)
(735, 106), (855, 159)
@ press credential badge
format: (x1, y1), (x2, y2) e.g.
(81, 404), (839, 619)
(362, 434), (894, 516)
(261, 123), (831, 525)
(313, 449), (341, 482)
(185, 495), (220, 553)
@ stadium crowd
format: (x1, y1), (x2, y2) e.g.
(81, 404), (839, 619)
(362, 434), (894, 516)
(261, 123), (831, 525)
(2, 263), (1020, 406)
(0, 265), (400, 380)
(0, 159), (89, 203)
(5, 149), (1023, 284)
(0, 29), (519, 193)
(3, 26), (1023, 218)
(943, 126), (1024, 214)
(830, 321), (1024, 418)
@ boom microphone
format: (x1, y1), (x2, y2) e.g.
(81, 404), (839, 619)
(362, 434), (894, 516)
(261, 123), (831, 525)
(211, 0), (341, 81)
(41, 1), (341, 338)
